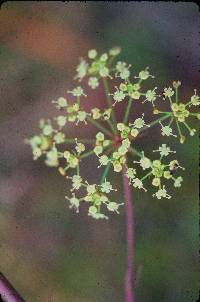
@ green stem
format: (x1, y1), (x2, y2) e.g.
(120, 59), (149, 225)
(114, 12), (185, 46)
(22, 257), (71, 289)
(64, 138), (95, 144)
(87, 116), (113, 137)
(77, 164), (80, 175)
(123, 97), (133, 124)
(175, 119), (183, 138)
(169, 96), (173, 106)
(100, 162), (111, 184)
(140, 114), (171, 133)
(107, 117), (116, 134)
(189, 112), (198, 116)
(103, 78), (117, 130)
(77, 96), (80, 106)
(80, 149), (95, 159)
(175, 88), (178, 103)
(168, 117), (174, 127)
(129, 146), (143, 158)
(141, 171), (152, 181)
(80, 143), (112, 160)
(183, 122), (192, 132)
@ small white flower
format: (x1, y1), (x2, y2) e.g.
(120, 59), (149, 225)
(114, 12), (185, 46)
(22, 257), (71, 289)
(98, 155), (109, 167)
(122, 138), (131, 149)
(134, 152), (151, 170)
(75, 140), (85, 153)
(68, 86), (86, 97)
(66, 194), (80, 213)
(45, 147), (59, 167)
(159, 122), (177, 137)
(71, 175), (83, 191)
(130, 128), (139, 137)
(87, 184), (96, 195)
(109, 46), (121, 56)
(88, 49), (97, 59)
(52, 97), (68, 109)
(75, 59), (88, 81)
(94, 145), (103, 156)
(139, 157), (151, 170)
(56, 115), (67, 128)
(99, 66), (109, 78)
(169, 160), (185, 171)
(77, 111), (87, 124)
(118, 145), (128, 156)
(152, 178), (160, 187)
(100, 53), (108, 62)
(144, 88), (158, 104)
(113, 162), (123, 172)
(153, 144), (176, 157)
(33, 147), (42, 160)
(101, 180), (116, 194)
(115, 62), (130, 80)
(174, 176), (183, 188)
(132, 178), (146, 191)
(117, 123), (125, 131)
(88, 77), (99, 89)
(89, 211), (108, 220)
(43, 124), (53, 136)
(153, 186), (171, 199)
(96, 132), (105, 141)
(88, 205), (98, 215)
(107, 202), (123, 213)
(91, 108), (101, 120)
(54, 132), (65, 144)
(112, 88), (126, 105)
(138, 68), (154, 80)
(190, 89), (200, 106)
(126, 168), (136, 180)
(163, 87), (174, 98)
(132, 114), (148, 129)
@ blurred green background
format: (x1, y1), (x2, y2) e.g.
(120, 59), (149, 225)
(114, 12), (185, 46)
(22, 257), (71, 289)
(0, 2), (199, 302)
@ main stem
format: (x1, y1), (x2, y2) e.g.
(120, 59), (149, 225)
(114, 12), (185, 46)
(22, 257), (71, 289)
(122, 166), (135, 302)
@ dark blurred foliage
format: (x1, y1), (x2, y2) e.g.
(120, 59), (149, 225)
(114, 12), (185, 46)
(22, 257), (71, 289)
(0, 2), (199, 302)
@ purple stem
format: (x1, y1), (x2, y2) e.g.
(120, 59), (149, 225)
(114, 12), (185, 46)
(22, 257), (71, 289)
(0, 273), (25, 302)
(122, 166), (135, 302)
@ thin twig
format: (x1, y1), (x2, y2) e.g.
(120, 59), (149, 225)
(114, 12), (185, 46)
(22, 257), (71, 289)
(0, 272), (25, 302)
(87, 116), (113, 138)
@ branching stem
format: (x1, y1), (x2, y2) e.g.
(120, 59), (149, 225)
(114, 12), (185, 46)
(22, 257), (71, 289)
(103, 78), (117, 131)
(87, 116), (113, 137)
(123, 97), (133, 124)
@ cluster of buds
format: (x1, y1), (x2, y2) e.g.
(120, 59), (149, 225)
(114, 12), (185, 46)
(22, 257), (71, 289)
(91, 107), (112, 121)
(27, 47), (199, 219)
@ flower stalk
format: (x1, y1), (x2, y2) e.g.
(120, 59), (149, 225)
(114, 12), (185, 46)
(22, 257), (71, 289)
(122, 166), (135, 302)
(27, 46), (199, 301)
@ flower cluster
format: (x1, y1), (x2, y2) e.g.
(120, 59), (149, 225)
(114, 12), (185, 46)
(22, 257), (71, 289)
(110, 68), (158, 107)
(128, 144), (185, 199)
(65, 179), (123, 219)
(153, 81), (199, 143)
(75, 47), (121, 82)
(27, 47), (199, 219)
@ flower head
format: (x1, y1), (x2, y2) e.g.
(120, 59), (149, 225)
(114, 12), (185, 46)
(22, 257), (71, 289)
(27, 47), (198, 219)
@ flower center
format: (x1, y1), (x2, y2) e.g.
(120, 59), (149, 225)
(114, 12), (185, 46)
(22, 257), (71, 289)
(113, 135), (122, 147)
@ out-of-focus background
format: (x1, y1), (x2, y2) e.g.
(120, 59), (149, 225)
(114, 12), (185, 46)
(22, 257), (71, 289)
(0, 2), (199, 302)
